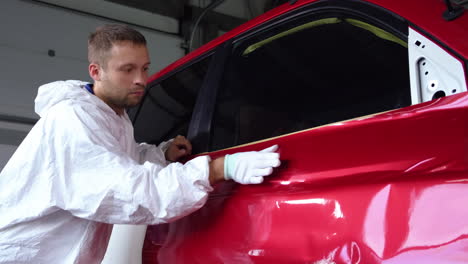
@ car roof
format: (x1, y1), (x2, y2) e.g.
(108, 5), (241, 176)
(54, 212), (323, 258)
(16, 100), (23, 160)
(148, 0), (468, 83)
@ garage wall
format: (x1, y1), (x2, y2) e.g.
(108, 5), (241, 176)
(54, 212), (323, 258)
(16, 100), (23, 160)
(0, 0), (184, 120)
(0, 145), (18, 170)
(0, 120), (31, 169)
(189, 0), (269, 20)
(0, 0), (184, 169)
(36, 0), (180, 34)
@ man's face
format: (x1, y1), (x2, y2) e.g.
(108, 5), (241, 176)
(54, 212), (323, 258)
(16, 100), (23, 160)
(93, 41), (150, 114)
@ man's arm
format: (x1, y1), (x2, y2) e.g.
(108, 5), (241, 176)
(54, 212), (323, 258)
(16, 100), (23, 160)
(209, 156), (225, 185)
(164, 136), (281, 185)
(47, 105), (213, 225)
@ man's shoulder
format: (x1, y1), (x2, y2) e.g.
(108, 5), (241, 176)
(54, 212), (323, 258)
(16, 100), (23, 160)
(53, 97), (102, 115)
(44, 98), (112, 128)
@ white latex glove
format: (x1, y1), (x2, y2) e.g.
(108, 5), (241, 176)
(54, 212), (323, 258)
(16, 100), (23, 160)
(224, 145), (281, 184)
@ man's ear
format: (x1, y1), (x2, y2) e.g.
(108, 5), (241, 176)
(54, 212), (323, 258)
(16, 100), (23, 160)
(89, 63), (101, 81)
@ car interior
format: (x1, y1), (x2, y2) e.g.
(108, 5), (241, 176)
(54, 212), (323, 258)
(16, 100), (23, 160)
(210, 16), (412, 150)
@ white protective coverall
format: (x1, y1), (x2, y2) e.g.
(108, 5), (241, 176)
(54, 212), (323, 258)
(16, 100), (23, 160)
(0, 80), (213, 263)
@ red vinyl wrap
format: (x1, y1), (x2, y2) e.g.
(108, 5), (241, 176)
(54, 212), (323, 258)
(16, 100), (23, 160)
(143, 93), (468, 263)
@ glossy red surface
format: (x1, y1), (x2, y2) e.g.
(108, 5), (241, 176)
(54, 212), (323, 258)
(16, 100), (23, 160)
(148, 0), (468, 84)
(143, 92), (468, 263)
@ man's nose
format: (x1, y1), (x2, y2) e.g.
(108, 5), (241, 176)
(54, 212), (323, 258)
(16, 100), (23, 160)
(134, 70), (148, 86)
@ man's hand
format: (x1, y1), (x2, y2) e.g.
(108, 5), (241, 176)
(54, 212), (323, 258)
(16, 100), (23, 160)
(224, 145), (281, 184)
(165, 135), (192, 162)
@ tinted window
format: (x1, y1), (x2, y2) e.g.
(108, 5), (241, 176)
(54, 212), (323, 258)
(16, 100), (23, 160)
(132, 56), (212, 144)
(210, 16), (411, 151)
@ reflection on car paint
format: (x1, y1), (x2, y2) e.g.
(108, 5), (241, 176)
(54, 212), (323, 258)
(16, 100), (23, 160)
(143, 92), (468, 263)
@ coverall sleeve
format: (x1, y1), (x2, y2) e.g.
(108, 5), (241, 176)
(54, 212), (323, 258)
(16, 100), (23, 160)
(135, 140), (172, 166)
(44, 102), (213, 225)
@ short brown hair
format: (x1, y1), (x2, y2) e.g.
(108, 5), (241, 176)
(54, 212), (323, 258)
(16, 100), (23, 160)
(88, 24), (147, 66)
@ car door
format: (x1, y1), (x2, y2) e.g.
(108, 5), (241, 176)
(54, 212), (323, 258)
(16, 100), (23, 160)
(136, 0), (468, 263)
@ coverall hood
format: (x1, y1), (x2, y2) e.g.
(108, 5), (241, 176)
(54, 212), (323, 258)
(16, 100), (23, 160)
(34, 80), (114, 117)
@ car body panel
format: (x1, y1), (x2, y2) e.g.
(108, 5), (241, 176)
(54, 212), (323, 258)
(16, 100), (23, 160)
(143, 92), (468, 263)
(140, 0), (468, 263)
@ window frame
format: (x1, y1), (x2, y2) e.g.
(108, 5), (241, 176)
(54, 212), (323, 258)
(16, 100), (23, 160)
(202, 0), (411, 152)
(230, 0), (409, 47)
(185, 42), (233, 154)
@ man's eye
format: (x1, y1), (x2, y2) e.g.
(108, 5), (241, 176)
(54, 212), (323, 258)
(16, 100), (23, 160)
(143, 67), (149, 72)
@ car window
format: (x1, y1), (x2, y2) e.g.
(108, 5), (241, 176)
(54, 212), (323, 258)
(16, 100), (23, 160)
(131, 56), (212, 144)
(210, 15), (411, 151)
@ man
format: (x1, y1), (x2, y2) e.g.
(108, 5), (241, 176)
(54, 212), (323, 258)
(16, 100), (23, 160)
(0, 24), (281, 263)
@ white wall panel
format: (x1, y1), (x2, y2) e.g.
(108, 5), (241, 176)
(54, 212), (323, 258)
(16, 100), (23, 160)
(0, 121), (32, 170)
(189, 0), (269, 20)
(36, 0), (180, 33)
(0, 144), (17, 170)
(0, 0), (184, 119)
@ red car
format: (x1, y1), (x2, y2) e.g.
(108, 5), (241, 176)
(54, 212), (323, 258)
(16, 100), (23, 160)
(129, 0), (468, 263)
